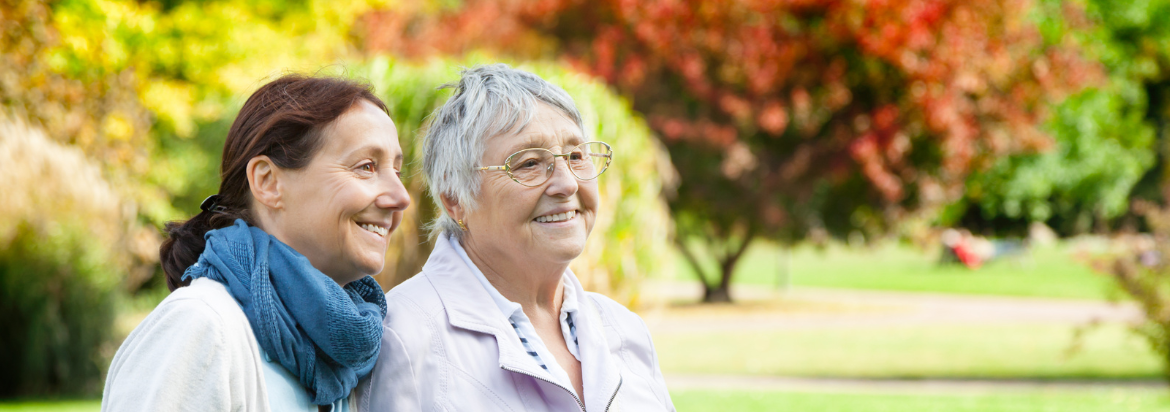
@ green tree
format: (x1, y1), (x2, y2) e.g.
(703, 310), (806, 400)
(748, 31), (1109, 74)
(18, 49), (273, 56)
(950, 0), (1170, 236)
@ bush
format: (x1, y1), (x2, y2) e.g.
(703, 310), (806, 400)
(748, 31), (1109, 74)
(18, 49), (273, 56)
(0, 223), (118, 397)
(1101, 197), (1170, 384)
(0, 116), (131, 397)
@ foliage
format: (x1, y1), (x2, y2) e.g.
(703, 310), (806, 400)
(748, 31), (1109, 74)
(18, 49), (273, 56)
(360, 0), (1100, 301)
(39, 0), (395, 223)
(0, 0), (387, 397)
(0, 224), (118, 397)
(1078, 0), (1170, 385)
(353, 55), (675, 304)
(951, 0), (1170, 236)
(0, 117), (133, 397)
(1104, 198), (1170, 384)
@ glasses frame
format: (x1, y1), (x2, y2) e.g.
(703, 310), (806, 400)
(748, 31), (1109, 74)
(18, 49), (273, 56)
(476, 141), (613, 187)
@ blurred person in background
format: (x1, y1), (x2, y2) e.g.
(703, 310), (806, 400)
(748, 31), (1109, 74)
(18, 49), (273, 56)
(103, 74), (411, 412)
(357, 64), (674, 411)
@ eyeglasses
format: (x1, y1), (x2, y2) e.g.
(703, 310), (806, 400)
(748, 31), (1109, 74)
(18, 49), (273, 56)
(476, 141), (613, 187)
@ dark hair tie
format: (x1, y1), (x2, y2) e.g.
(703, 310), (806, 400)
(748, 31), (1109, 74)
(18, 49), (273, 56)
(200, 194), (227, 213)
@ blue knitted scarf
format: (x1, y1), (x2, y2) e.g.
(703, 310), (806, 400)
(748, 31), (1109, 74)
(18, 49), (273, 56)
(182, 219), (387, 405)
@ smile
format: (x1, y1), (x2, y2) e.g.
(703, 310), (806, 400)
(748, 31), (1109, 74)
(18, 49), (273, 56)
(535, 210), (577, 223)
(358, 222), (389, 237)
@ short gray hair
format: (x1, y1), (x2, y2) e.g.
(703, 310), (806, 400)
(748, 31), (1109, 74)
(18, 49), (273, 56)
(422, 64), (585, 240)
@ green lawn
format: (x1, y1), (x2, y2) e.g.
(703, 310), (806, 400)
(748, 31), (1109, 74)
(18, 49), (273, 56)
(671, 388), (1170, 412)
(0, 401), (98, 412)
(8, 389), (1168, 412)
(654, 323), (1162, 379)
(673, 241), (1120, 300)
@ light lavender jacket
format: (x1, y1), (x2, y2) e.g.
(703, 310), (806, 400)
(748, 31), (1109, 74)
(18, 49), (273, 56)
(355, 236), (675, 412)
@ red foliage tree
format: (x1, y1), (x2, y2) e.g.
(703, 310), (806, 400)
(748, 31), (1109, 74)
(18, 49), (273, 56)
(361, 0), (1101, 301)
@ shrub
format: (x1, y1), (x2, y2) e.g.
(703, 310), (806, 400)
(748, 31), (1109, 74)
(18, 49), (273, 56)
(0, 223), (118, 396)
(1101, 197), (1170, 383)
(0, 117), (132, 397)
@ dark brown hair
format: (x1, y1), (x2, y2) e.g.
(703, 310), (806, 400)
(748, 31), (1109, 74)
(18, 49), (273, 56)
(160, 74), (390, 291)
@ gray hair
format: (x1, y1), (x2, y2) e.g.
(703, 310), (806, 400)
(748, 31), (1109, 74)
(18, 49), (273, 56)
(422, 64), (585, 240)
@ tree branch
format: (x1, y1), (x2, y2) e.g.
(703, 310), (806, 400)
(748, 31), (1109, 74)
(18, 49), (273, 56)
(674, 236), (712, 287)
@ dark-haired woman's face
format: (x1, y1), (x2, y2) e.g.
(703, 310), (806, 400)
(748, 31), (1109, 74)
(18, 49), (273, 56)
(275, 100), (410, 285)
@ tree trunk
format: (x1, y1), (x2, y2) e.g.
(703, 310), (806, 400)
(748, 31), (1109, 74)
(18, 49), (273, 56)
(676, 227), (757, 304)
(703, 283), (732, 303)
(699, 231), (756, 303)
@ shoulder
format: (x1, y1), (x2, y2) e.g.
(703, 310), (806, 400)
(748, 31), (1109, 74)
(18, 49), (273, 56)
(103, 278), (264, 411)
(583, 293), (675, 410)
(128, 278), (250, 347)
(584, 292), (646, 330)
(357, 273), (445, 412)
(584, 292), (658, 360)
(382, 272), (446, 337)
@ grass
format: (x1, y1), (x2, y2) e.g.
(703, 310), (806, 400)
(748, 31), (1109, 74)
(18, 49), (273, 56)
(673, 241), (1121, 300)
(654, 323), (1163, 379)
(670, 388), (1170, 412)
(8, 388), (1169, 412)
(5, 240), (1151, 411)
(0, 400), (99, 412)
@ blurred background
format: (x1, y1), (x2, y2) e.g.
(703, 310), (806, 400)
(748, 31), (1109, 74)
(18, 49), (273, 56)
(5, 0), (1170, 410)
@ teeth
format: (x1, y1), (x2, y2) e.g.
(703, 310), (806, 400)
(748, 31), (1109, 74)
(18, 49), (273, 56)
(359, 223), (388, 237)
(536, 210), (576, 223)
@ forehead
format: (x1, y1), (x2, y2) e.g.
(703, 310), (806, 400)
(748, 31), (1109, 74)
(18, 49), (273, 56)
(318, 100), (402, 160)
(488, 104), (584, 156)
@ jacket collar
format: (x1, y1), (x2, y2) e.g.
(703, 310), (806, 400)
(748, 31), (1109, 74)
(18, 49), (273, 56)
(422, 233), (623, 410)
(561, 268), (624, 411)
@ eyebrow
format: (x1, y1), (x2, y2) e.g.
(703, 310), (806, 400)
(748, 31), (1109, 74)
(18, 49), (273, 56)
(503, 130), (585, 154)
(342, 145), (403, 165)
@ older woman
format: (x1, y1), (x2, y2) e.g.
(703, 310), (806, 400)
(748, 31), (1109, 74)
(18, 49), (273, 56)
(103, 75), (410, 411)
(357, 64), (674, 411)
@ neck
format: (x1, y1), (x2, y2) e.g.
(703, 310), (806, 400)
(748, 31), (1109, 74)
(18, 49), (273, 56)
(460, 234), (566, 315)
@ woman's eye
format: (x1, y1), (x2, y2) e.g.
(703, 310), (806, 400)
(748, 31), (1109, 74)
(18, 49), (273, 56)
(517, 159), (540, 169)
(359, 162), (376, 173)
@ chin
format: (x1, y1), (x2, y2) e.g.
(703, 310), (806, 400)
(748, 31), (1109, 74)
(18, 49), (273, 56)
(347, 255), (385, 280)
(545, 240), (587, 261)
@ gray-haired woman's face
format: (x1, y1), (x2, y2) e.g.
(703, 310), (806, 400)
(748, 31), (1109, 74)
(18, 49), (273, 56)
(464, 103), (599, 266)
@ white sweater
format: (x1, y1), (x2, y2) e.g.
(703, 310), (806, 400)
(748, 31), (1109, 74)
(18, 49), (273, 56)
(103, 277), (270, 411)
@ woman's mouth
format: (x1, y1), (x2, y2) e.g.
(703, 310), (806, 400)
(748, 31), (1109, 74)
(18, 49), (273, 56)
(535, 210), (577, 223)
(357, 222), (389, 237)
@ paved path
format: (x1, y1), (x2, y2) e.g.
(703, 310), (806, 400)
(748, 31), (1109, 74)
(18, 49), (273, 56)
(664, 374), (1167, 394)
(638, 280), (1143, 333)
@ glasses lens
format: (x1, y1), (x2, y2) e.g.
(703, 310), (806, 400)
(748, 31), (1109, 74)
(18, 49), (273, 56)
(507, 149), (555, 186)
(569, 142), (611, 180)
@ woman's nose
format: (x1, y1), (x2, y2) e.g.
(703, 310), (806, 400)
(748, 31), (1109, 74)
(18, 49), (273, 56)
(376, 172), (411, 211)
(544, 157), (579, 197)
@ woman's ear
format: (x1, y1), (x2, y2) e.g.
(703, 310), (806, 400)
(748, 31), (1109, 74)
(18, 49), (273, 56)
(440, 194), (463, 222)
(247, 155), (283, 210)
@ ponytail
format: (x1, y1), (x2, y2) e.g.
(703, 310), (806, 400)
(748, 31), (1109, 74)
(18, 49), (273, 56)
(159, 210), (215, 291)
(159, 198), (251, 291)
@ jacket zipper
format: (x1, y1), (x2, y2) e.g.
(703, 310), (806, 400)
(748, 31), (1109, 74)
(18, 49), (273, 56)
(499, 366), (623, 412)
(603, 377), (622, 412)
(501, 365), (586, 411)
